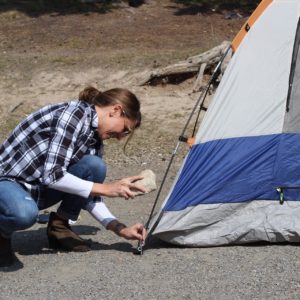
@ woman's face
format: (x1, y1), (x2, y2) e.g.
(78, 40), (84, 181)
(97, 105), (135, 140)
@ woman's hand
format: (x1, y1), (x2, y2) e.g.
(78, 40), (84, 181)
(119, 223), (147, 241)
(92, 175), (146, 199)
(107, 220), (147, 241)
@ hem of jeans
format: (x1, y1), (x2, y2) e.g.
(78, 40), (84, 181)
(57, 208), (79, 222)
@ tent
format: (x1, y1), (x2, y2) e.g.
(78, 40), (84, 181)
(148, 0), (300, 246)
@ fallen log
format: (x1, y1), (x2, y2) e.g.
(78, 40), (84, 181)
(138, 40), (232, 90)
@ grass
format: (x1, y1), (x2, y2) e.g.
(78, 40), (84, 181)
(0, 103), (41, 143)
(64, 37), (83, 48)
(50, 55), (79, 65)
(173, 112), (185, 119)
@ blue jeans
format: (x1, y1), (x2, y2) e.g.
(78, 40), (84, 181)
(0, 155), (106, 238)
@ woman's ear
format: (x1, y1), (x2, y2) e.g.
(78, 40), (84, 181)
(109, 104), (123, 117)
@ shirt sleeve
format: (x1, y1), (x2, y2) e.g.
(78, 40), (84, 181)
(86, 201), (117, 227)
(48, 172), (93, 198)
(41, 103), (86, 186)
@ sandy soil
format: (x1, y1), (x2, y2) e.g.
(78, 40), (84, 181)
(1, 1), (300, 299)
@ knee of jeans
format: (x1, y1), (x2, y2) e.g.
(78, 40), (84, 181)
(82, 155), (107, 183)
(14, 198), (39, 229)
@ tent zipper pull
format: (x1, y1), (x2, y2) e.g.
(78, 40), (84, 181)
(276, 187), (284, 205)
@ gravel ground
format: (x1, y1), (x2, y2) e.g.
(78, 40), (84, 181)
(1, 159), (300, 300)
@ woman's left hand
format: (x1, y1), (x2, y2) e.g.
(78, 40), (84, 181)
(118, 175), (146, 199)
(119, 223), (147, 241)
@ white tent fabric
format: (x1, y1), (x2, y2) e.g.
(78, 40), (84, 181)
(197, 1), (298, 143)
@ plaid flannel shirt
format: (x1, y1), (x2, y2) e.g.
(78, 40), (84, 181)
(0, 100), (103, 202)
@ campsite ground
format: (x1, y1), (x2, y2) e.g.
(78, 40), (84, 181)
(1, 1), (300, 299)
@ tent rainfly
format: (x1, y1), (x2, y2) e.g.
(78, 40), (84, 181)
(148, 0), (300, 246)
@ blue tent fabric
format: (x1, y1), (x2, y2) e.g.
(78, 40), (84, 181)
(164, 133), (300, 211)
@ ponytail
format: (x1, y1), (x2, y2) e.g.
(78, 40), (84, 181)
(78, 86), (100, 104)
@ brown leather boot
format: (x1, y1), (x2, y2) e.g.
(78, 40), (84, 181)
(0, 235), (15, 267)
(47, 212), (91, 252)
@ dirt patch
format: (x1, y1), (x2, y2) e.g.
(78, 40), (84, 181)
(0, 0), (245, 153)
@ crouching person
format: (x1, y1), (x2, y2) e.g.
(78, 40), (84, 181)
(0, 86), (147, 267)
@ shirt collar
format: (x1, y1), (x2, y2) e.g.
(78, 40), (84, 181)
(91, 105), (98, 129)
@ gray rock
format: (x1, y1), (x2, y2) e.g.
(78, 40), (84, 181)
(132, 169), (157, 196)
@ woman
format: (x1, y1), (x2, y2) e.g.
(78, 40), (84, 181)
(0, 86), (147, 267)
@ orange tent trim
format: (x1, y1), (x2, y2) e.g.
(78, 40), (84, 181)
(231, 0), (273, 52)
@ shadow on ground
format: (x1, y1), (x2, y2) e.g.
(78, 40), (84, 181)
(0, 0), (145, 17)
(11, 225), (164, 256)
(171, 0), (260, 16)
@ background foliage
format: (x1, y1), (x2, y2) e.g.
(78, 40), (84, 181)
(0, 0), (261, 16)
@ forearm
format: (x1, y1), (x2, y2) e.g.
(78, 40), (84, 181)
(51, 178), (112, 199)
(90, 182), (111, 197)
(48, 172), (93, 198)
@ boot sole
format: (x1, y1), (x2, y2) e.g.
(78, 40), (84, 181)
(48, 236), (91, 252)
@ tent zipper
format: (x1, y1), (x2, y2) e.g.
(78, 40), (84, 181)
(276, 186), (300, 205)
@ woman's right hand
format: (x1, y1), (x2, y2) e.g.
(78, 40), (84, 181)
(119, 223), (147, 241)
(91, 175), (146, 199)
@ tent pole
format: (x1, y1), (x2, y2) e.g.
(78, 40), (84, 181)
(136, 44), (232, 255)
